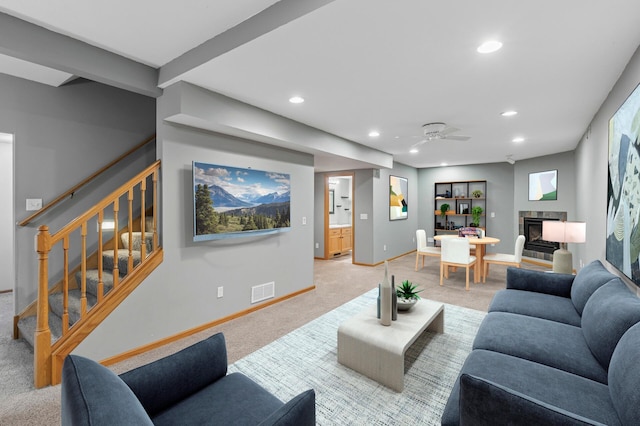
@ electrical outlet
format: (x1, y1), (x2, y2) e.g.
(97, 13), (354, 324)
(217, 286), (223, 298)
(383, 244), (387, 251)
(302, 216), (307, 225)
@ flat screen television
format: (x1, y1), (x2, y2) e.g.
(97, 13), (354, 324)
(193, 161), (291, 241)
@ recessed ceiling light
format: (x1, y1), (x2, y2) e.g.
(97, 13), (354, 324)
(289, 96), (304, 104)
(477, 40), (503, 54)
(440, 162), (448, 167)
(410, 148), (419, 154)
(368, 131), (380, 137)
(512, 137), (525, 143)
(501, 110), (518, 117)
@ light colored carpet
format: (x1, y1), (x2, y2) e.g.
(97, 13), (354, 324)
(0, 253), (546, 424)
(229, 288), (486, 425)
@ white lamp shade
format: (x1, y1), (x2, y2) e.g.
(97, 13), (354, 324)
(542, 221), (586, 243)
(564, 222), (586, 243)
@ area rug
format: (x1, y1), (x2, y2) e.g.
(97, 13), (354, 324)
(229, 289), (486, 425)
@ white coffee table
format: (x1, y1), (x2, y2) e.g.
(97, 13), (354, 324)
(337, 299), (444, 392)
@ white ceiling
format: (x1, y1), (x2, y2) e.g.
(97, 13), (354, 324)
(1, 0), (640, 170)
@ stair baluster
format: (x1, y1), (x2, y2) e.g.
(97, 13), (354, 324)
(62, 236), (70, 334)
(80, 223), (87, 316)
(112, 199), (120, 288)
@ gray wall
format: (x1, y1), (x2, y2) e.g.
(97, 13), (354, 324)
(0, 74), (156, 312)
(418, 163), (516, 255)
(575, 44), (640, 285)
(372, 163), (419, 263)
(75, 85), (315, 360)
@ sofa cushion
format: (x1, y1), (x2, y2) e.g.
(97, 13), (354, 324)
(120, 333), (228, 417)
(152, 372), (286, 426)
(441, 349), (619, 426)
(506, 267), (574, 297)
(489, 289), (581, 326)
(581, 279), (640, 369)
(608, 322), (640, 426)
(62, 355), (153, 426)
(473, 312), (607, 383)
(459, 375), (610, 426)
(571, 260), (618, 315)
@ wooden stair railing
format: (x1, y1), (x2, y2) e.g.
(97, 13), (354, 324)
(34, 160), (162, 388)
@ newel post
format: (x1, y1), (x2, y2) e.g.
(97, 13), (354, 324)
(34, 225), (52, 388)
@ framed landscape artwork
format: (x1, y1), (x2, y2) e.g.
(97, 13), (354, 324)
(528, 170), (558, 201)
(607, 82), (640, 286)
(389, 175), (408, 220)
(193, 162), (291, 241)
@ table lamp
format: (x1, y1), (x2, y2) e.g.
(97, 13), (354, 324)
(542, 221), (586, 274)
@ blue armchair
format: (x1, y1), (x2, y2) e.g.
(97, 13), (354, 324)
(61, 333), (315, 425)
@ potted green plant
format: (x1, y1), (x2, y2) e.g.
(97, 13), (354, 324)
(396, 280), (423, 311)
(470, 206), (483, 227)
(439, 203), (450, 219)
(471, 189), (483, 198)
(439, 203), (450, 229)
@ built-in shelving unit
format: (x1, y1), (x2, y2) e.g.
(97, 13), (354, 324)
(434, 180), (487, 237)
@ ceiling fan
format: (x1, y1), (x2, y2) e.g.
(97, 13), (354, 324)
(414, 122), (471, 147)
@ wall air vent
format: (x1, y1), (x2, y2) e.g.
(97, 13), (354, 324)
(251, 281), (275, 304)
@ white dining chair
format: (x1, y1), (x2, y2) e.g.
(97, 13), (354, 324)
(415, 229), (441, 271)
(440, 237), (477, 291)
(482, 235), (526, 282)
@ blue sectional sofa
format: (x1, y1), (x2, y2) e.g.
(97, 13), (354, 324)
(62, 333), (315, 426)
(442, 260), (640, 425)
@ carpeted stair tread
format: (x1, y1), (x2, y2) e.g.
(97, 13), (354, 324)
(103, 249), (142, 276)
(49, 289), (97, 327)
(18, 312), (63, 347)
(75, 269), (115, 298)
(121, 231), (154, 253)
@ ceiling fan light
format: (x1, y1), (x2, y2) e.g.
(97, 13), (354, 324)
(477, 40), (503, 54)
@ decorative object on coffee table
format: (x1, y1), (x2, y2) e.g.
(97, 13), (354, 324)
(379, 261), (392, 325)
(391, 275), (398, 321)
(396, 280), (422, 311)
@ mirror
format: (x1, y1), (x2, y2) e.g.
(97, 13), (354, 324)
(329, 189), (335, 214)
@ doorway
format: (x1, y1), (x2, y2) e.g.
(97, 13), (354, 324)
(0, 133), (14, 296)
(324, 173), (354, 260)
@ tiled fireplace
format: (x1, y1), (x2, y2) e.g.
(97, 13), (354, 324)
(518, 211), (567, 261)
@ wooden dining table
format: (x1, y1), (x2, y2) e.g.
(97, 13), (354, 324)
(434, 235), (500, 282)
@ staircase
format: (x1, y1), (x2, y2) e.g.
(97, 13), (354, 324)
(15, 159), (163, 388)
(17, 230), (153, 347)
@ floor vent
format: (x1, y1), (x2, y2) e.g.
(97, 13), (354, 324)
(251, 281), (275, 304)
